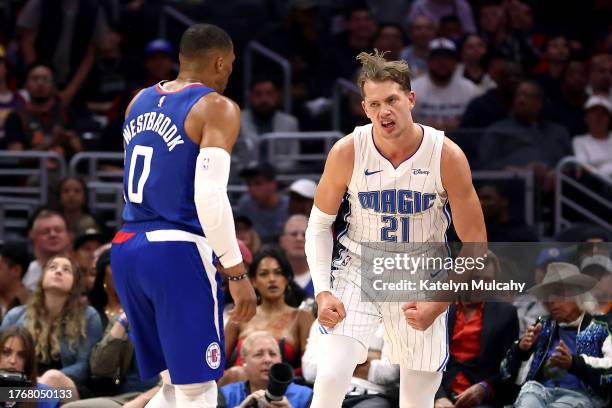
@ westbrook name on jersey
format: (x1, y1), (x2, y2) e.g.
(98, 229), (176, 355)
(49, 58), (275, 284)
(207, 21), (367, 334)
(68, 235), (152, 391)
(121, 82), (215, 235)
(111, 81), (227, 384)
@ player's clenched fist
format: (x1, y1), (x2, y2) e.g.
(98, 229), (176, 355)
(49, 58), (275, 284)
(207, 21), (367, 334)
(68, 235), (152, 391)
(402, 302), (449, 331)
(316, 291), (346, 328)
(518, 323), (542, 351)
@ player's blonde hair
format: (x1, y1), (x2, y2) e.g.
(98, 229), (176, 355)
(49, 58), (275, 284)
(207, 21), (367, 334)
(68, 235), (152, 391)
(356, 49), (412, 97)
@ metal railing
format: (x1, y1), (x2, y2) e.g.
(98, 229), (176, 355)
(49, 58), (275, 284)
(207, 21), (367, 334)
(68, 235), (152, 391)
(0, 151), (67, 241)
(259, 131), (342, 164)
(0, 202), (4, 241)
(69, 152), (124, 223)
(0, 151), (67, 204)
(69, 152), (123, 178)
(158, 4), (197, 40)
(0, 196), (39, 242)
(555, 157), (612, 235)
(332, 78), (361, 131)
(86, 181), (125, 231)
(243, 41), (292, 113)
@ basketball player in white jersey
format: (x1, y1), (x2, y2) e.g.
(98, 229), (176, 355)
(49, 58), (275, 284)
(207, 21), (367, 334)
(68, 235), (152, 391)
(305, 51), (487, 408)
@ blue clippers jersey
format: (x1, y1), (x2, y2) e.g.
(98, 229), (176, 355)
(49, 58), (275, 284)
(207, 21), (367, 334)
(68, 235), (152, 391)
(121, 82), (215, 235)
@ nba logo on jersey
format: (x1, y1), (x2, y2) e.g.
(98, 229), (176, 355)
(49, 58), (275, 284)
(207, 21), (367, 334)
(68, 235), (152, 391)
(206, 342), (221, 369)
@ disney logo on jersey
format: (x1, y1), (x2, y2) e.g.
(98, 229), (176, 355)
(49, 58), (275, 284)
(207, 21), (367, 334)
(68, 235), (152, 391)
(412, 168), (430, 176)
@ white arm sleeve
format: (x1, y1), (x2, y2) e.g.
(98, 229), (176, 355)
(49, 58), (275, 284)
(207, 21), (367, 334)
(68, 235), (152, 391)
(194, 147), (243, 268)
(305, 205), (337, 296)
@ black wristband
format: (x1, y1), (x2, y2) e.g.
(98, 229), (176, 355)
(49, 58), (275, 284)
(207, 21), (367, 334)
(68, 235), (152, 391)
(227, 272), (249, 281)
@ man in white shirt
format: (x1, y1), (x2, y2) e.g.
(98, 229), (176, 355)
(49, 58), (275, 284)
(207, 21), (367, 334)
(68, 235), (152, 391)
(411, 38), (478, 130)
(573, 95), (612, 176)
(237, 76), (300, 172)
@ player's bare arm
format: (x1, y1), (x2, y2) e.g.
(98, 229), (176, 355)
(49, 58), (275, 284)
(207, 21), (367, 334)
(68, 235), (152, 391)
(190, 92), (256, 323)
(403, 139), (487, 331)
(314, 134), (354, 213)
(124, 89), (146, 120)
(306, 135), (354, 329)
(190, 92), (241, 151)
(441, 138), (487, 243)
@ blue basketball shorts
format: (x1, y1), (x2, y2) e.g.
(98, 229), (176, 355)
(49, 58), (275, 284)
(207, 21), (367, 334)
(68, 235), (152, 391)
(110, 228), (225, 384)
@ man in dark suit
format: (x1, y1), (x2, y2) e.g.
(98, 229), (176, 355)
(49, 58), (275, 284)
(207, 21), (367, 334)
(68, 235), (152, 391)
(434, 301), (519, 408)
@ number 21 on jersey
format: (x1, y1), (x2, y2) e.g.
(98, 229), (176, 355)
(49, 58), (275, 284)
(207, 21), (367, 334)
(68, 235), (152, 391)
(381, 215), (410, 242)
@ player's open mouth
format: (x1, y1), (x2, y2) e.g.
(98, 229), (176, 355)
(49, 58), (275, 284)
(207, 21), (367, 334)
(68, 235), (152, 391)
(268, 285), (279, 291)
(381, 121), (395, 131)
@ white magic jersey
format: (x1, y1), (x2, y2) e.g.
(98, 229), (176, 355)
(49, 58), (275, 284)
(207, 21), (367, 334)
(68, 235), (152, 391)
(337, 123), (450, 255)
(324, 123), (451, 371)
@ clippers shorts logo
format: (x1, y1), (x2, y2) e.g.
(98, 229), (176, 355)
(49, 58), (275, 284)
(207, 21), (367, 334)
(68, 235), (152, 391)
(206, 342), (221, 369)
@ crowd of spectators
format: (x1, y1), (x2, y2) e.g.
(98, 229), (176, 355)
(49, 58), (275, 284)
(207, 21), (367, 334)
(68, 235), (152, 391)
(0, 0), (609, 237)
(0, 205), (610, 407)
(0, 0), (611, 407)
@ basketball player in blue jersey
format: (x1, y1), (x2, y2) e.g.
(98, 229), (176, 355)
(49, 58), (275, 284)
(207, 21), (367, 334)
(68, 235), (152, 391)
(305, 51), (487, 408)
(110, 24), (256, 407)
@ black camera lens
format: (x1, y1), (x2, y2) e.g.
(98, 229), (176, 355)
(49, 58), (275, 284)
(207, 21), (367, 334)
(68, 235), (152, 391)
(266, 363), (294, 401)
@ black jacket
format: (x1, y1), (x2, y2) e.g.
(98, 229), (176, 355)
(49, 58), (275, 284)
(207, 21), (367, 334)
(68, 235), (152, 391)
(435, 302), (519, 406)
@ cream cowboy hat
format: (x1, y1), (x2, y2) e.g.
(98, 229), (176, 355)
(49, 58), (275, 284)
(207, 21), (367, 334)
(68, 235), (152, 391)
(527, 262), (598, 298)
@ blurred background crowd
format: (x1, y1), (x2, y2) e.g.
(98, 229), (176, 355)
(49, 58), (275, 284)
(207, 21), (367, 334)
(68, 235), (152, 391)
(0, 0), (611, 407)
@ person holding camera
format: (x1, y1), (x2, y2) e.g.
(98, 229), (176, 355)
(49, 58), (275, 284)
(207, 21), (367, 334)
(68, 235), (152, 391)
(219, 331), (312, 408)
(0, 326), (60, 407)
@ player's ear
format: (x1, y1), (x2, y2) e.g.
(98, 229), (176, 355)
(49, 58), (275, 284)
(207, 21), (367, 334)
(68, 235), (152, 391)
(408, 90), (416, 108)
(215, 56), (223, 72)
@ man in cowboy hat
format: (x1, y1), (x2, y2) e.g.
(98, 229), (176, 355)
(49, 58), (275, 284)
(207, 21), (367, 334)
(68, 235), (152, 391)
(513, 247), (569, 335)
(500, 262), (611, 408)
